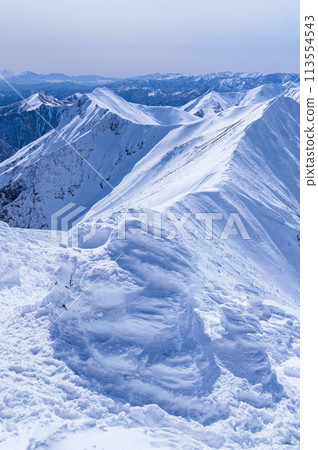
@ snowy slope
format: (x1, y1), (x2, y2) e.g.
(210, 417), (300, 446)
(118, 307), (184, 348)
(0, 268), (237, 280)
(182, 82), (299, 117)
(0, 79), (300, 448)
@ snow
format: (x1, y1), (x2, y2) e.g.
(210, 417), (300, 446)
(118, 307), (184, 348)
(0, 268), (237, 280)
(0, 92), (76, 161)
(19, 93), (68, 112)
(182, 82), (300, 118)
(0, 77), (300, 448)
(88, 88), (197, 126)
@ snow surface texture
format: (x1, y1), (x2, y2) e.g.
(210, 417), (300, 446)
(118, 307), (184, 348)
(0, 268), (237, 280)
(0, 77), (300, 448)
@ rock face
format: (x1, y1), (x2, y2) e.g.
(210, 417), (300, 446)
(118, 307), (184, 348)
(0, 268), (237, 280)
(0, 93), (75, 162)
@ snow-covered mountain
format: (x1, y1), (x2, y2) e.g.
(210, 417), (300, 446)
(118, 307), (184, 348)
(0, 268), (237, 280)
(0, 88), (197, 227)
(0, 83), (299, 229)
(0, 93), (76, 161)
(0, 78), (300, 448)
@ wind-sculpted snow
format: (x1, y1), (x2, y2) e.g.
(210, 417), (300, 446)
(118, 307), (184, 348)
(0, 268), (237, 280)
(43, 227), (223, 424)
(42, 198), (291, 426)
(0, 77), (300, 448)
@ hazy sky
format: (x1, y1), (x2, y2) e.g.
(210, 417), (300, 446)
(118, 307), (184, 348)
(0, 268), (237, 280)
(1, 0), (299, 77)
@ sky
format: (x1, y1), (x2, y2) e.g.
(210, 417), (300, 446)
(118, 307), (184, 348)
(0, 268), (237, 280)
(0, 0), (299, 77)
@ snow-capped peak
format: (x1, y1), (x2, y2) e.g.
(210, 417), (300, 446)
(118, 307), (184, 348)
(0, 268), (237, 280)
(86, 87), (198, 126)
(19, 92), (70, 112)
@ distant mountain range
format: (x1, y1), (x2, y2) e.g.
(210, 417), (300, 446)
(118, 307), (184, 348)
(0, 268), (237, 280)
(0, 70), (299, 108)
